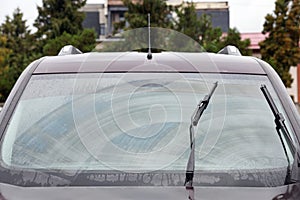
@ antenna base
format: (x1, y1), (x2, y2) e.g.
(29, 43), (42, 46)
(147, 53), (152, 60)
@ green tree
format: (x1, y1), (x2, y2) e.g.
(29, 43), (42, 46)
(175, 3), (222, 52)
(114, 0), (174, 33)
(34, 0), (87, 39)
(259, 0), (300, 87)
(0, 8), (38, 101)
(43, 29), (96, 55)
(175, 2), (200, 41)
(34, 0), (96, 55)
(0, 36), (12, 101)
(197, 14), (222, 52)
(1, 8), (33, 69)
(0, 37), (10, 67)
(219, 28), (252, 56)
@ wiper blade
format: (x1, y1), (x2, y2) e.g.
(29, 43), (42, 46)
(185, 82), (218, 188)
(192, 82), (218, 126)
(260, 84), (299, 184)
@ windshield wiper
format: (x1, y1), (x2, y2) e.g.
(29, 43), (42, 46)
(260, 84), (299, 184)
(185, 82), (218, 189)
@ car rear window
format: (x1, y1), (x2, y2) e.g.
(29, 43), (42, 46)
(0, 73), (297, 186)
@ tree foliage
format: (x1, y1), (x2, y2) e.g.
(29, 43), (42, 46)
(0, 8), (37, 101)
(259, 0), (300, 87)
(0, 37), (10, 67)
(1, 8), (34, 69)
(174, 3), (249, 54)
(174, 2), (222, 52)
(34, 0), (87, 39)
(220, 28), (252, 56)
(43, 29), (96, 55)
(0, 36), (12, 101)
(175, 3), (200, 42)
(35, 0), (96, 56)
(197, 14), (222, 52)
(114, 0), (174, 33)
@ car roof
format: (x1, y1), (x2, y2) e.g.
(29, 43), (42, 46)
(33, 52), (266, 75)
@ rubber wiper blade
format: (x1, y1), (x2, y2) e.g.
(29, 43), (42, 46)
(260, 84), (299, 184)
(192, 82), (218, 126)
(185, 82), (218, 188)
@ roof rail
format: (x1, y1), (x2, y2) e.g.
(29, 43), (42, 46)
(218, 45), (242, 56)
(58, 45), (82, 56)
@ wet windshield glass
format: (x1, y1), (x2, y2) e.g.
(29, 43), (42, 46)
(0, 73), (297, 187)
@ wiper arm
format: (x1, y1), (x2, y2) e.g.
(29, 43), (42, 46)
(260, 84), (299, 184)
(185, 82), (218, 189)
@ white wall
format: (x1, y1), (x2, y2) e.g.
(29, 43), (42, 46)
(287, 66), (298, 103)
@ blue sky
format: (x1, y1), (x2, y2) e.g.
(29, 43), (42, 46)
(0, 0), (276, 33)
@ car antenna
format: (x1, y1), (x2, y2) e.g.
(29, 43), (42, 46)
(147, 13), (152, 60)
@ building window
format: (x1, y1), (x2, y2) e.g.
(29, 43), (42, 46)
(100, 23), (106, 35)
(119, 12), (125, 22)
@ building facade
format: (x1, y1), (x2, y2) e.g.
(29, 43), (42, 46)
(194, 2), (229, 32)
(80, 4), (106, 40)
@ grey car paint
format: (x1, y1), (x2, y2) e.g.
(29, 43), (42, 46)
(0, 183), (300, 200)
